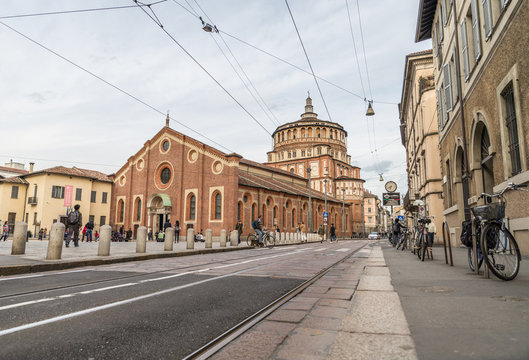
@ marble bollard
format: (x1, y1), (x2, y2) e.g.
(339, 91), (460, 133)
(187, 228), (195, 249)
(205, 229), (213, 248)
(46, 222), (65, 260)
(98, 225), (112, 256)
(11, 221), (28, 255)
(230, 230), (238, 246)
(220, 229), (227, 247)
(136, 226), (147, 253)
(165, 227), (174, 251)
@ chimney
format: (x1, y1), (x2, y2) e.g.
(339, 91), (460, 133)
(29, 162), (34, 173)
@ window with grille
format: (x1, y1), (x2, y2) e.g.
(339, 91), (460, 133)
(502, 82), (521, 176)
(91, 191), (96, 203)
(102, 192), (108, 204)
(11, 186), (19, 199)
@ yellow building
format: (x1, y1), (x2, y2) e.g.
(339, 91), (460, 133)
(0, 166), (112, 236)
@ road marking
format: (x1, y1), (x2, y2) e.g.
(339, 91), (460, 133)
(335, 248), (351, 252)
(0, 269), (93, 282)
(313, 248), (326, 252)
(0, 249), (307, 313)
(0, 283), (136, 311)
(0, 267), (257, 337)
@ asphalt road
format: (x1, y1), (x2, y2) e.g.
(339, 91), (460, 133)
(0, 241), (366, 359)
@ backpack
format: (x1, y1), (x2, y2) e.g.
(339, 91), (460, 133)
(67, 211), (79, 225)
(460, 220), (472, 247)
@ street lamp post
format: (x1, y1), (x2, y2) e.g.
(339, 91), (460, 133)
(324, 169), (328, 241)
(307, 166), (312, 233)
(342, 187), (345, 240)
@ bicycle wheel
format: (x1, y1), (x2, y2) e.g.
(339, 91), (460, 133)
(417, 235), (424, 260)
(480, 223), (521, 281)
(420, 236), (427, 261)
(467, 245), (483, 272)
(266, 233), (276, 248)
(246, 234), (256, 247)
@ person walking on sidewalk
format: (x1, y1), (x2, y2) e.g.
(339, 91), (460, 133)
(330, 223), (337, 242)
(300, 222), (307, 243)
(65, 204), (82, 247)
(86, 220), (94, 242)
(174, 220), (180, 243)
(427, 220), (436, 247)
(1, 221), (9, 241)
(235, 219), (243, 244)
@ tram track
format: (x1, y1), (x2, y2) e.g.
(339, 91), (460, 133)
(0, 246), (305, 300)
(183, 242), (369, 359)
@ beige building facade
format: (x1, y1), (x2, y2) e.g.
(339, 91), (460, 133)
(0, 166), (112, 235)
(399, 49), (444, 243)
(416, 0), (529, 254)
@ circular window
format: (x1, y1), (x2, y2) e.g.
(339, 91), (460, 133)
(119, 175), (126, 186)
(162, 140), (170, 151)
(160, 167), (171, 184)
(136, 159), (144, 171)
(188, 149), (198, 163)
(212, 160), (223, 174)
(289, 168), (294, 173)
(243, 196), (248, 203)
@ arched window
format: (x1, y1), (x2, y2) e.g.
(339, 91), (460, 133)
(118, 199), (124, 222)
(273, 206), (277, 222)
(262, 204), (266, 225)
(187, 194), (196, 220)
(481, 127), (494, 198)
(291, 208), (296, 228)
(251, 203), (257, 221)
(134, 198), (141, 221)
(237, 201), (242, 220)
(213, 192), (222, 220)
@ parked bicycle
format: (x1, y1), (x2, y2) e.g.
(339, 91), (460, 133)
(463, 182), (526, 281)
(396, 228), (410, 251)
(413, 217), (432, 261)
(246, 230), (276, 249)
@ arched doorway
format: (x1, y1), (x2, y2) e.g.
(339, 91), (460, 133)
(147, 194), (172, 233)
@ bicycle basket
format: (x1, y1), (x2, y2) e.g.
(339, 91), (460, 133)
(471, 203), (505, 220)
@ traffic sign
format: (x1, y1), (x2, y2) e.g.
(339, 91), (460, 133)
(323, 212), (328, 217)
(383, 192), (400, 206)
(398, 215), (404, 221)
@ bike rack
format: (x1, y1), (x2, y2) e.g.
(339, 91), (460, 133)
(442, 221), (454, 266)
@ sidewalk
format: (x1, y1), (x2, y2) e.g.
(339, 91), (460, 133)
(212, 241), (529, 360)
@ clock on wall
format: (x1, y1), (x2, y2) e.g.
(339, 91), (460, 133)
(385, 181), (397, 193)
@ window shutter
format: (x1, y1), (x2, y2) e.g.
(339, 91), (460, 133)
(442, 0), (448, 25)
(471, 0), (482, 61)
(433, 25), (438, 57)
(452, 54), (459, 101)
(437, 88), (445, 129)
(460, 19), (470, 80)
(443, 63), (453, 112)
(438, 16), (444, 41)
(482, 0), (493, 39)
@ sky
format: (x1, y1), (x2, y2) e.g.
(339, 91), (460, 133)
(0, 0), (430, 201)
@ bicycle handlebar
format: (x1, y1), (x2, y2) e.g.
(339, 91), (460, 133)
(478, 182), (528, 200)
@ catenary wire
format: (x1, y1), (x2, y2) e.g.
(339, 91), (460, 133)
(0, 20), (233, 154)
(0, 2), (167, 19)
(345, 0), (366, 99)
(133, 1), (273, 136)
(189, 0), (280, 128)
(0, 155), (120, 168)
(284, 0), (333, 121)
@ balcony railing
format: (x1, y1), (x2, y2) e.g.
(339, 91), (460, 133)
(28, 197), (38, 205)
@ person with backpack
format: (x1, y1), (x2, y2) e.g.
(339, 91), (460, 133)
(65, 204), (82, 247)
(252, 215), (264, 246)
(392, 218), (405, 246)
(330, 223), (337, 242)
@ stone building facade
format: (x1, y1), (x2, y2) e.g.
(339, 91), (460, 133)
(265, 97), (365, 235)
(110, 120), (353, 240)
(416, 0), (529, 254)
(399, 50), (444, 243)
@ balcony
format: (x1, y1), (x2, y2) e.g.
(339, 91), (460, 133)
(28, 197), (38, 205)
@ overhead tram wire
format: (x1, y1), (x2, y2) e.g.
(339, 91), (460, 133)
(284, 0), (333, 122)
(345, 0), (366, 100)
(170, 0), (399, 105)
(133, 1), (273, 137)
(174, 0), (281, 127)
(0, 20), (233, 154)
(0, 155), (120, 168)
(0, 1), (167, 19)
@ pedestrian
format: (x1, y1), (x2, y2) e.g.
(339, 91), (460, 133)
(43, 228), (47, 239)
(86, 220), (94, 242)
(174, 220), (180, 243)
(126, 228), (132, 241)
(252, 215), (264, 246)
(330, 223), (336, 242)
(81, 225), (87, 241)
(38, 228), (43, 240)
(65, 204), (82, 247)
(318, 225), (324, 242)
(300, 222), (307, 242)
(94, 230), (99, 241)
(157, 231), (164, 242)
(119, 225), (124, 236)
(235, 219), (243, 244)
(148, 228), (153, 241)
(1, 221), (8, 241)
(427, 220), (436, 247)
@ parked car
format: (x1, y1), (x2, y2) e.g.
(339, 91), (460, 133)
(368, 232), (380, 240)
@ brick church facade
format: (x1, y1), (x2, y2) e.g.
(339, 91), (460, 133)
(110, 115), (352, 239)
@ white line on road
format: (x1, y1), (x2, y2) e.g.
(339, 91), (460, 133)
(313, 248), (326, 252)
(335, 248), (351, 252)
(0, 268), (93, 282)
(0, 267), (256, 337)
